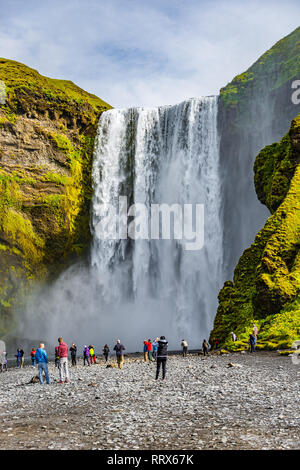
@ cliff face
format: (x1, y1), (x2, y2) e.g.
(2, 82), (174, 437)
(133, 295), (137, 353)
(219, 27), (300, 279)
(210, 115), (300, 350)
(0, 59), (111, 335)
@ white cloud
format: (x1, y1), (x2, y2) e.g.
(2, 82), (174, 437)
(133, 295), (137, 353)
(0, 0), (299, 107)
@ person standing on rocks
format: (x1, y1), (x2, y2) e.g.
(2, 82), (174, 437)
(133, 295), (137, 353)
(181, 339), (188, 357)
(113, 340), (125, 369)
(30, 347), (36, 368)
(16, 348), (21, 368)
(89, 345), (96, 364)
(83, 345), (90, 366)
(57, 337), (70, 383)
(20, 348), (25, 368)
(103, 344), (110, 362)
(249, 334), (256, 353)
(155, 336), (168, 380)
(35, 343), (50, 385)
(0, 351), (7, 372)
(152, 338), (159, 361)
(143, 340), (148, 362)
(202, 339), (209, 356)
(147, 339), (153, 362)
(0, 349), (7, 372)
(55, 346), (59, 368)
(70, 343), (77, 366)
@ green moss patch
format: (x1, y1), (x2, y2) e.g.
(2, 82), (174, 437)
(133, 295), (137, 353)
(0, 58), (112, 334)
(220, 27), (300, 108)
(210, 116), (300, 350)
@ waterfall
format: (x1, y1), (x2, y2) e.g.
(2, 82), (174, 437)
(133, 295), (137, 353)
(17, 96), (223, 351)
(90, 96), (223, 348)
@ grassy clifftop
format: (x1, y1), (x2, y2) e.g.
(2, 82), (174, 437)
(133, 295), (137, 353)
(0, 59), (112, 335)
(0, 58), (110, 124)
(210, 116), (300, 351)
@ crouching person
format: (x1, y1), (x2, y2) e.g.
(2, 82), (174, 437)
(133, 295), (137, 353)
(35, 343), (50, 385)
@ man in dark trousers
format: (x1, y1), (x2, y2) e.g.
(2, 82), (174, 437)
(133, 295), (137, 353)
(249, 334), (256, 353)
(70, 343), (77, 366)
(155, 336), (168, 380)
(113, 339), (125, 369)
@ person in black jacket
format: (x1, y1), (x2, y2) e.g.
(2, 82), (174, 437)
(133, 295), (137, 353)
(202, 339), (209, 356)
(113, 340), (125, 369)
(70, 343), (77, 366)
(249, 334), (255, 353)
(103, 344), (110, 362)
(155, 336), (168, 380)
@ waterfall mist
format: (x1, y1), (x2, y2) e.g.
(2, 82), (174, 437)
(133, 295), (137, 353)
(16, 97), (223, 352)
(219, 79), (299, 280)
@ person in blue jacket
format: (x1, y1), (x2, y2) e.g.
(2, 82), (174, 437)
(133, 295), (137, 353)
(15, 348), (22, 368)
(152, 338), (159, 361)
(35, 343), (50, 384)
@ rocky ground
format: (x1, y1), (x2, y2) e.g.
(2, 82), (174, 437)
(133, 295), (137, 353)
(0, 351), (299, 450)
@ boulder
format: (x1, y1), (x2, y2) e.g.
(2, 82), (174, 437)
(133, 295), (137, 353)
(29, 375), (45, 384)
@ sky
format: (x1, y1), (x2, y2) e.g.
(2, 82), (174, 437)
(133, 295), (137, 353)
(0, 0), (299, 108)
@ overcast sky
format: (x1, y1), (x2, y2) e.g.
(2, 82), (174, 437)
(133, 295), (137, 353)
(0, 0), (299, 108)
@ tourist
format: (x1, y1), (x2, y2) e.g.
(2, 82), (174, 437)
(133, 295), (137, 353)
(113, 340), (125, 369)
(83, 345), (90, 366)
(89, 345), (96, 364)
(70, 343), (77, 366)
(30, 347), (36, 368)
(202, 339), (209, 356)
(57, 337), (69, 384)
(147, 339), (153, 361)
(249, 334), (256, 353)
(35, 343), (50, 385)
(231, 331), (237, 342)
(181, 339), (188, 357)
(152, 338), (159, 361)
(55, 345), (59, 368)
(0, 351), (7, 372)
(20, 348), (25, 368)
(143, 340), (148, 362)
(16, 348), (21, 368)
(103, 344), (110, 362)
(155, 336), (168, 380)
(253, 324), (258, 338)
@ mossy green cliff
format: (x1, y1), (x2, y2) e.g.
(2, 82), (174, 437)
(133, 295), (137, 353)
(0, 59), (112, 335)
(218, 27), (300, 282)
(220, 26), (300, 110)
(210, 115), (300, 350)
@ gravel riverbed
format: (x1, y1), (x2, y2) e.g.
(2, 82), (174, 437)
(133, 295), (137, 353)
(0, 352), (299, 450)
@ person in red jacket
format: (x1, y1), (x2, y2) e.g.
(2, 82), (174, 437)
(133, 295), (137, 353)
(57, 337), (69, 384)
(147, 339), (153, 361)
(30, 348), (36, 368)
(143, 340), (148, 362)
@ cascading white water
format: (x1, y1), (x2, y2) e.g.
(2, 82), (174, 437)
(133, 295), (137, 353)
(18, 96), (223, 352)
(90, 96), (223, 347)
